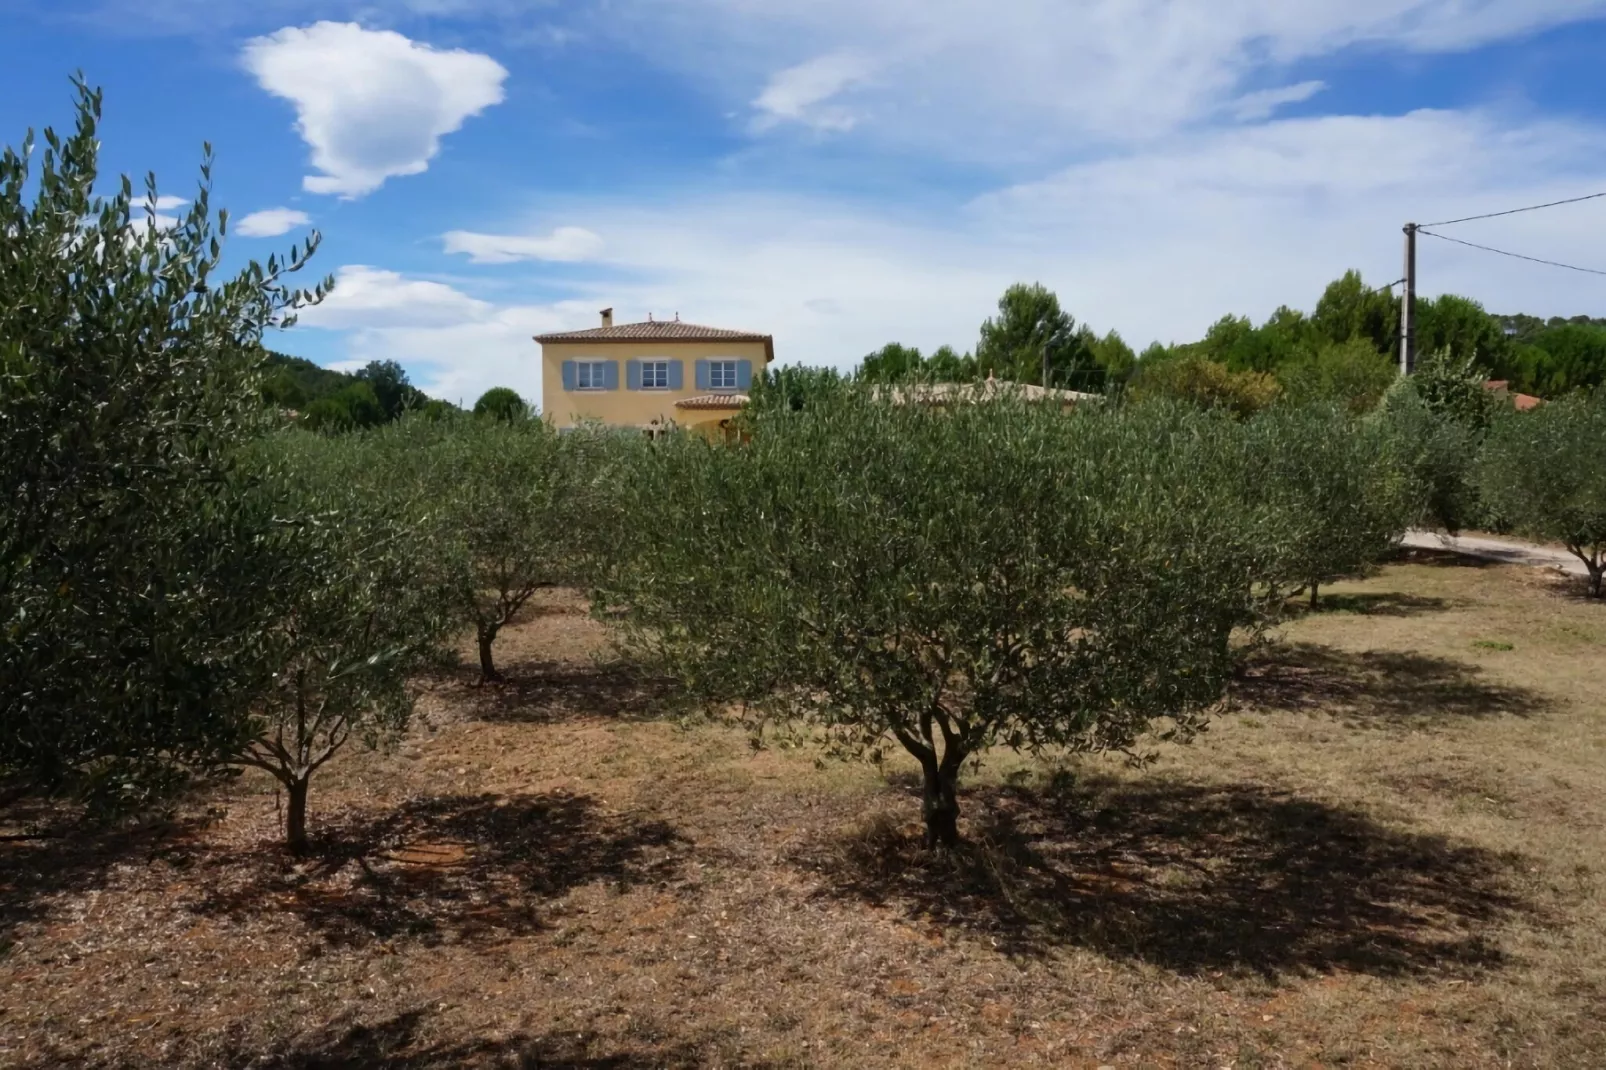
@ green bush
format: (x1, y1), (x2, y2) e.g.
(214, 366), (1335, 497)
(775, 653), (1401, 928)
(473, 386), (529, 422)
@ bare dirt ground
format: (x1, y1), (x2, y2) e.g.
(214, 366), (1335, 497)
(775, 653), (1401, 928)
(3, 551), (1604, 1068)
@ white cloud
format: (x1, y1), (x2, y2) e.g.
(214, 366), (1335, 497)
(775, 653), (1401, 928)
(1229, 80), (1327, 122)
(442, 225), (605, 263)
(241, 21), (508, 198)
(236, 207), (313, 237)
(297, 265), (493, 329)
(151, 195), (188, 211)
(752, 52), (873, 132)
(599, 0), (1606, 150)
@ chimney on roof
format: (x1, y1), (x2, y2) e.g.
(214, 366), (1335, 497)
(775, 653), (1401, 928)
(600, 307), (614, 328)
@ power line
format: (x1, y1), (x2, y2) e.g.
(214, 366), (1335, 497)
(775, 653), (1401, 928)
(1419, 190), (1606, 228)
(1364, 277), (1406, 296)
(1417, 228), (1606, 278)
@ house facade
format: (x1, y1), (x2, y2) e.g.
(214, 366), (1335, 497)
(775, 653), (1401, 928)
(536, 309), (774, 437)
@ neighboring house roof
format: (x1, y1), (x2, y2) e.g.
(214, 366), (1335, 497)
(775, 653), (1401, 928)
(875, 377), (1099, 406)
(1483, 380), (1544, 412)
(534, 320), (776, 363)
(675, 393), (751, 411)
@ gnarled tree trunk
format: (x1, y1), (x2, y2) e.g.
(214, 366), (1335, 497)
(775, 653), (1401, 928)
(920, 761), (961, 849)
(477, 622), (500, 683)
(285, 775), (310, 856)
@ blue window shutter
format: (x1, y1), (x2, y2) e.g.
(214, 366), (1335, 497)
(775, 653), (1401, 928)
(626, 359), (642, 391)
(601, 361), (620, 390)
(561, 361), (577, 391)
(668, 360), (684, 390)
(695, 359), (711, 390)
(736, 360), (753, 390)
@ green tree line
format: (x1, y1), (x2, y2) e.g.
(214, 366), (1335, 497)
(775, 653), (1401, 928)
(859, 272), (1606, 408)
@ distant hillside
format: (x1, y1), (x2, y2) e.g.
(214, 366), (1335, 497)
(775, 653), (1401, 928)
(260, 352), (454, 430)
(261, 351), (359, 408)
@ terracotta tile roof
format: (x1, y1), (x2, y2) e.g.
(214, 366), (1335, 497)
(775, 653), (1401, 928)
(534, 320), (775, 362)
(675, 393), (751, 411)
(1484, 379), (1544, 411)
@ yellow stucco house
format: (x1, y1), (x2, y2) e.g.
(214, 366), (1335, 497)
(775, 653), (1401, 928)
(536, 309), (775, 438)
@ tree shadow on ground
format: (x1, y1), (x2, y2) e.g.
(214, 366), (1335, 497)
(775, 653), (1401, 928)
(186, 791), (688, 948)
(439, 659), (675, 725)
(19, 1008), (757, 1069)
(1233, 642), (1547, 727)
(1290, 591), (1456, 618)
(0, 796), (214, 945)
(1389, 546), (1495, 569)
(804, 775), (1530, 975)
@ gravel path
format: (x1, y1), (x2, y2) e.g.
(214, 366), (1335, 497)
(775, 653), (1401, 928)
(1402, 530), (1587, 576)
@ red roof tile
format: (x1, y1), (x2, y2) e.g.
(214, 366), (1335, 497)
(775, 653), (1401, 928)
(534, 320), (775, 362)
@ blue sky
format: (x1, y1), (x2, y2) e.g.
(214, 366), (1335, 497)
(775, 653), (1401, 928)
(3, 0), (1605, 408)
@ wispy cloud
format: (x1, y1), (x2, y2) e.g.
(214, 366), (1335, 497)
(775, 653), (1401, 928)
(1229, 80), (1327, 122)
(752, 52), (873, 132)
(442, 225), (605, 263)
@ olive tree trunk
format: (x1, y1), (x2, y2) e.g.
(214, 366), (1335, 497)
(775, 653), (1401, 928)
(476, 622), (500, 683)
(920, 761), (961, 849)
(285, 775), (310, 856)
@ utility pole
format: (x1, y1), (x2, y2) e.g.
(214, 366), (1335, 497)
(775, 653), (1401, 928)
(1400, 222), (1418, 375)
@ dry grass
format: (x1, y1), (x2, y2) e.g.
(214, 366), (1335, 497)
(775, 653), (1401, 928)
(3, 557), (1605, 1068)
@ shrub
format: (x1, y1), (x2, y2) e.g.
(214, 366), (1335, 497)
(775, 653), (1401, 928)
(1128, 354), (1282, 418)
(473, 386), (529, 422)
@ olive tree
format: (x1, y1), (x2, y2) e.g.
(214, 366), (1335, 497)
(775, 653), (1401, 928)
(1478, 393), (1606, 597)
(600, 390), (1264, 848)
(380, 416), (606, 683)
(1247, 404), (1416, 609)
(234, 432), (456, 853)
(0, 80), (327, 802)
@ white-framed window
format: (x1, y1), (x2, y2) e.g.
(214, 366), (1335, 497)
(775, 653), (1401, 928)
(709, 360), (738, 390)
(576, 361), (608, 390)
(641, 360), (669, 390)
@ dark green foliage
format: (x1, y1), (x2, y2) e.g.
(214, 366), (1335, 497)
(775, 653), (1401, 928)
(260, 352), (355, 409)
(749, 363), (850, 414)
(855, 343), (979, 385)
(977, 282), (1098, 390)
(355, 359), (427, 421)
(599, 391), (1274, 849)
(1416, 294), (1511, 373)
(473, 386), (529, 421)
(1312, 270), (1399, 354)
(262, 354), (437, 429)
(0, 80), (329, 803)
(304, 380), (385, 432)
(1478, 393), (1606, 597)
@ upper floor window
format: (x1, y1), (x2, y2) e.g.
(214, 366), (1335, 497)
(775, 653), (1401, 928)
(641, 361), (669, 390)
(576, 361), (608, 390)
(708, 360), (738, 391)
